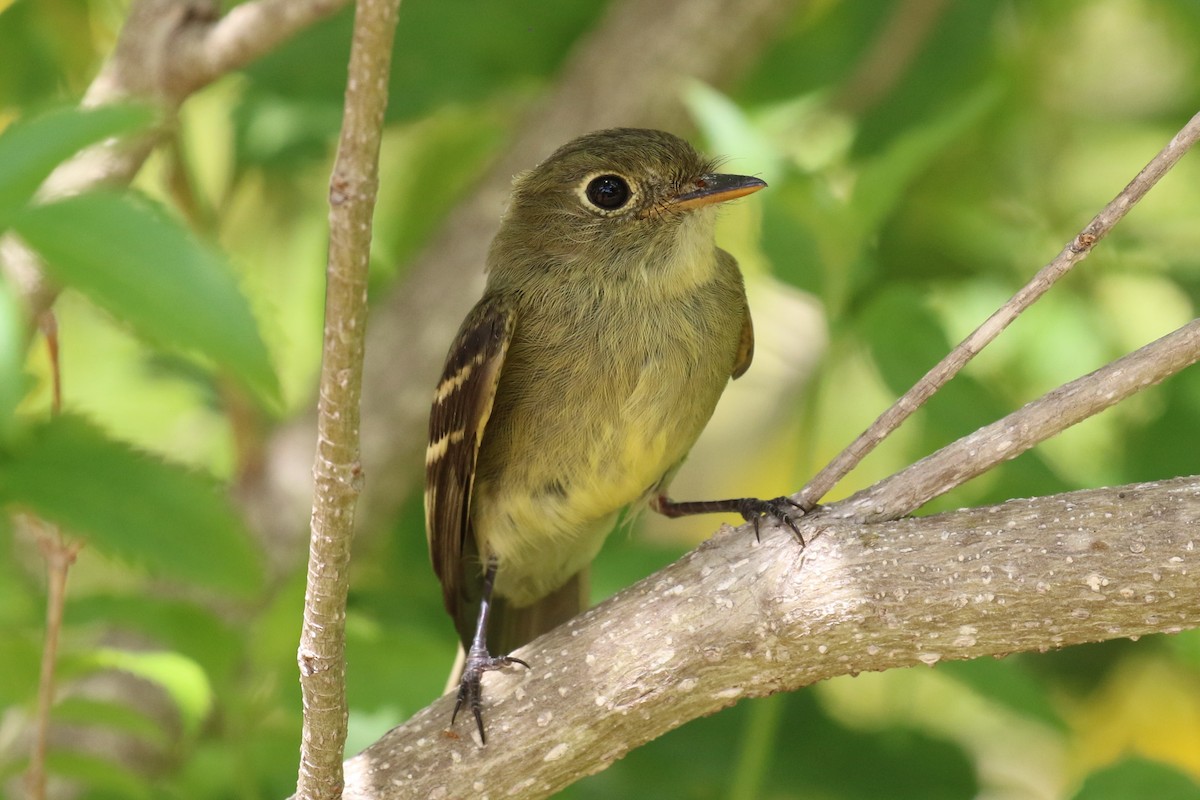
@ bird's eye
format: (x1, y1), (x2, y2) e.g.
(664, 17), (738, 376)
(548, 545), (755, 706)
(584, 175), (631, 210)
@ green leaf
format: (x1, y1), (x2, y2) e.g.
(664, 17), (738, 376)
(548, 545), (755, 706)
(0, 630), (42, 707)
(44, 750), (153, 800)
(0, 104), (153, 226)
(937, 657), (1066, 729)
(68, 594), (242, 686)
(684, 81), (782, 178)
(1071, 757), (1200, 800)
(80, 648), (213, 738)
(0, 415), (262, 592)
(0, 275), (24, 439)
(852, 82), (1002, 234)
(53, 696), (164, 742)
(857, 284), (951, 395)
(12, 190), (280, 404)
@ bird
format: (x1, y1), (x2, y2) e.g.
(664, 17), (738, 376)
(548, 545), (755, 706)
(425, 127), (802, 743)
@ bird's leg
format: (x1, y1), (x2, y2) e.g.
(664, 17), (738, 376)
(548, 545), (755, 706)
(452, 558), (529, 743)
(651, 494), (811, 545)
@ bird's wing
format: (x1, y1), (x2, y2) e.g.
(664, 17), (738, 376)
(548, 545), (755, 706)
(425, 295), (514, 621)
(732, 298), (754, 379)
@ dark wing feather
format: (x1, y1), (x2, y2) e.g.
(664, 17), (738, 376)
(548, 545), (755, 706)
(424, 295), (514, 623)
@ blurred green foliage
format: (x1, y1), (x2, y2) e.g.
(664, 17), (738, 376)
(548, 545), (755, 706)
(1, 0), (1199, 798)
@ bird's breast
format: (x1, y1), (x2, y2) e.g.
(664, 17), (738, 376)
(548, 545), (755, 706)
(471, 273), (743, 604)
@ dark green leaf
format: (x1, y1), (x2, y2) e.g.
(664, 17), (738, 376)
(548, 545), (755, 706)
(0, 415), (262, 592)
(938, 657), (1066, 729)
(1071, 757), (1200, 800)
(569, 690), (977, 800)
(12, 191), (280, 404)
(852, 83), (1001, 234)
(45, 750), (153, 800)
(68, 594), (242, 686)
(760, 176), (836, 298)
(857, 284), (950, 395)
(0, 105), (153, 226)
(53, 697), (164, 742)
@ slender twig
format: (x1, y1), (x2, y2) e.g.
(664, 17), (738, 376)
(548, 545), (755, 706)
(838, 318), (1200, 522)
(25, 314), (81, 800)
(294, 1), (400, 798)
(180, 0), (351, 93)
(794, 109), (1200, 511)
(25, 527), (81, 800)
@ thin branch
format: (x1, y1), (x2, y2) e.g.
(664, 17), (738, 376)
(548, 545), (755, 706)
(338, 476), (1200, 800)
(839, 318), (1200, 522)
(24, 528), (82, 800)
(24, 316), (78, 800)
(295, 1), (400, 798)
(794, 109), (1200, 511)
(177, 0), (351, 94)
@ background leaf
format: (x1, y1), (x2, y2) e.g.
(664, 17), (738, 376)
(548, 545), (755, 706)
(78, 648), (213, 739)
(0, 276), (23, 439)
(1071, 758), (1200, 800)
(0, 104), (153, 226)
(12, 190), (280, 405)
(0, 415), (262, 592)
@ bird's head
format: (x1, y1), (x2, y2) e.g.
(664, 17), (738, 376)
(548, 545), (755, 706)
(488, 128), (765, 287)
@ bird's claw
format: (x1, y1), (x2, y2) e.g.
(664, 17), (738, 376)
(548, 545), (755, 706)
(451, 651), (529, 744)
(737, 496), (809, 544)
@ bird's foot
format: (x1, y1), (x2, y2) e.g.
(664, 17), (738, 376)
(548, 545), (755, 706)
(652, 494), (813, 545)
(735, 496), (809, 544)
(452, 648), (530, 744)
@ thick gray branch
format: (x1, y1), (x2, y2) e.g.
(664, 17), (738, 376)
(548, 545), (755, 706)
(340, 476), (1200, 799)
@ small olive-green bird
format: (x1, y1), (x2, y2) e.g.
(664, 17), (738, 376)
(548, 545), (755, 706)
(425, 127), (801, 742)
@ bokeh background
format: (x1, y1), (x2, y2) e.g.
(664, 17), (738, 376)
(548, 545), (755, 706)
(2, 0), (1200, 797)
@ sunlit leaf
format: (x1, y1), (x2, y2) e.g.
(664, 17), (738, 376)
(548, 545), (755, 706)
(80, 648), (213, 738)
(12, 190), (280, 404)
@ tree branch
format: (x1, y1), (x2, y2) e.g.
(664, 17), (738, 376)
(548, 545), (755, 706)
(794, 109), (1200, 510)
(338, 475), (1200, 800)
(295, 1), (399, 798)
(841, 318), (1200, 522)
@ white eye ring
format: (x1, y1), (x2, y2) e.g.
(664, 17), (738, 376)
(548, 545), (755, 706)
(576, 172), (638, 215)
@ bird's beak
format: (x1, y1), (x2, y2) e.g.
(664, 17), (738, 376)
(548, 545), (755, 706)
(670, 173), (767, 211)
